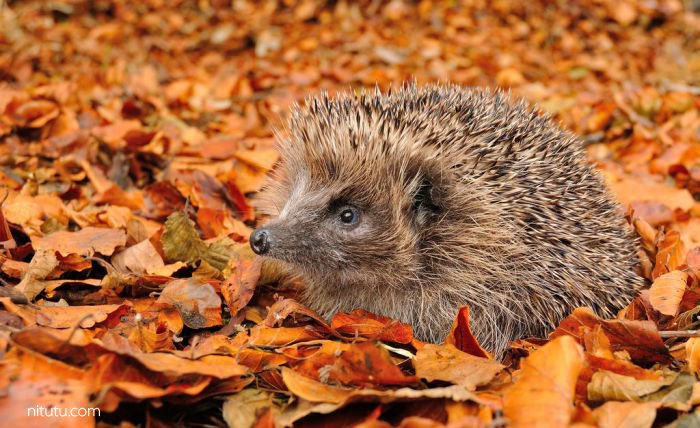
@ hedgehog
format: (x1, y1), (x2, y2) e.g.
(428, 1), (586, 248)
(249, 84), (644, 356)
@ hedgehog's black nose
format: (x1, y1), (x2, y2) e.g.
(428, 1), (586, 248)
(250, 228), (270, 255)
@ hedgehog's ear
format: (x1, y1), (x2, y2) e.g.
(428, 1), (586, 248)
(411, 174), (443, 226)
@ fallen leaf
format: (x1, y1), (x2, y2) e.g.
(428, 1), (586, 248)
(414, 343), (503, 389)
(281, 367), (354, 404)
(609, 178), (695, 212)
(248, 326), (324, 347)
(331, 309), (414, 344)
(1, 346), (90, 427)
(652, 230), (687, 279)
(686, 338), (700, 376)
(221, 245), (260, 319)
(503, 335), (584, 428)
(551, 307), (671, 365)
(161, 211), (230, 270)
(157, 278), (222, 329)
(35, 304), (127, 328)
(234, 149), (279, 171)
(592, 401), (657, 428)
(222, 389), (274, 428)
(111, 239), (165, 275)
(649, 270), (688, 316)
(587, 369), (676, 402)
(444, 306), (490, 358)
(14, 249), (59, 300)
(32, 227), (126, 257)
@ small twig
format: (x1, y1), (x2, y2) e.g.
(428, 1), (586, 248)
(659, 330), (700, 338)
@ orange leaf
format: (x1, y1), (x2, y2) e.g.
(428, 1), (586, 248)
(414, 343), (503, 389)
(330, 309), (414, 344)
(157, 278), (223, 329)
(551, 307), (671, 365)
(1, 347), (91, 427)
(592, 401), (657, 428)
(649, 270), (688, 316)
(652, 230), (687, 279)
(32, 227), (126, 257)
(685, 337), (700, 375)
(249, 326), (324, 347)
(35, 304), (129, 329)
(288, 341), (417, 387)
(281, 367), (353, 404)
(221, 249), (261, 318)
(111, 239), (165, 275)
(503, 336), (584, 428)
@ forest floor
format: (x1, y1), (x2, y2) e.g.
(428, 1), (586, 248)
(1, 0), (700, 427)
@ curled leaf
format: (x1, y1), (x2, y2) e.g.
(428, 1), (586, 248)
(649, 270), (688, 316)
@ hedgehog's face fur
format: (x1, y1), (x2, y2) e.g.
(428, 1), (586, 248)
(252, 141), (449, 286)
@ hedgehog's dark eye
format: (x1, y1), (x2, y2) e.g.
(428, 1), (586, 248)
(339, 206), (359, 225)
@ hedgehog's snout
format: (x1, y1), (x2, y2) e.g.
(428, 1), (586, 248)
(250, 228), (270, 255)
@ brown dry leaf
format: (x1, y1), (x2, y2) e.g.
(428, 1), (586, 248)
(282, 367), (354, 404)
(330, 309), (414, 344)
(127, 322), (174, 353)
(287, 341), (418, 387)
(32, 227), (126, 257)
(221, 245), (261, 319)
(587, 369), (676, 402)
(503, 335), (584, 428)
(197, 207), (252, 239)
(237, 348), (289, 372)
(551, 307), (671, 365)
(0, 297), (38, 326)
(157, 278), (222, 329)
(143, 181), (186, 219)
(649, 270), (688, 316)
(652, 230), (687, 279)
(630, 201), (673, 227)
(592, 401), (658, 428)
(275, 384), (476, 427)
(222, 389), (275, 428)
(414, 343), (503, 389)
(35, 304), (128, 328)
(87, 352), (213, 412)
(4, 194), (68, 236)
(262, 298), (332, 331)
(0, 346), (90, 427)
(97, 333), (248, 380)
(14, 249), (59, 300)
(14, 99), (60, 127)
(111, 238), (165, 275)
